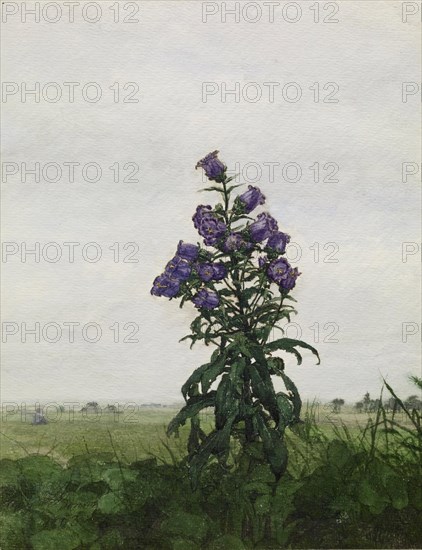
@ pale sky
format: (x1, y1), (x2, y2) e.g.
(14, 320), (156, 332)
(1, 1), (420, 406)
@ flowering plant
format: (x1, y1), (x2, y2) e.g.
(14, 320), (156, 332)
(151, 151), (319, 486)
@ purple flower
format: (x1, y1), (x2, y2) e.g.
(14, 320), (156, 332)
(249, 213), (278, 242)
(258, 256), (268, 268)
(193, 206), (227, 247)
(267, 258), (291, 285)
(223, 232), (252, 252)
(197, 263), (215, 282)
(212, 262), (227, 281)
(267, 231), (290, 254)
(280, 267), (301, 291)
(197, 262), (227, 282)
(177, 240), (199, 262)
(267, 258), (300, 291)
(195, 150), (226, 182)
(237, 185), (266, 214)
(151, 274), (180, 298)
(165, 256), (191, 281)
(193, 205), (213, 230)
(192, 288), (220, 309)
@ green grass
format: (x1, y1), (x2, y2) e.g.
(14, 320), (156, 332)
(0, 404), (414, 466)
(1, 408), (187, 464)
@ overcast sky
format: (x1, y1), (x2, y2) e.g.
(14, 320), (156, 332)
(1, 1), (420, 406)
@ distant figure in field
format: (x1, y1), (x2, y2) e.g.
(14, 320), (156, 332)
(32, 408), (48, 425)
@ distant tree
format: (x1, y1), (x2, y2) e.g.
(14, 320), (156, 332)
(59, 405), (65, 413)
(386, 396), (401, 414)
(368, 398), (380, 413)
(86, 401), (99, 409)
(331, 398), (345, 413)
(405, 395), (422, 411)
(355, 401), (364, 413)
(363, 392), (371, 413)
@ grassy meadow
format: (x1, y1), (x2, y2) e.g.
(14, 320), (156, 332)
(0, 403), (404, 464)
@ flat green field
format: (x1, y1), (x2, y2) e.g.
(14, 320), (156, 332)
(0, 404), (411, 465)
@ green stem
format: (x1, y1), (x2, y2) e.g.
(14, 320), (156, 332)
(221, 178), (230, 223)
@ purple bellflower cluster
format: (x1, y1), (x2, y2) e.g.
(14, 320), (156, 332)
(151, 150), (300, 308)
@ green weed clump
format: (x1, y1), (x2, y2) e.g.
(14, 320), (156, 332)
(1, 383), (421, 549)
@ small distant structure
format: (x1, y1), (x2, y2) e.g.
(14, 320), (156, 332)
(80, 401), (101, 413)
(330, 398), (345, 414)
(32, 408), (48, 425)
(104, 404), (122, 414)
(140, 403), (162, 408)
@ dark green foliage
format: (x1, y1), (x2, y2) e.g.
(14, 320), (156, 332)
(1, 383), (421, 549)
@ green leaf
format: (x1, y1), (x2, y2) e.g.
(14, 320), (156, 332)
(0, 512), (28, 549)
(268, 357), (285, 375)
(279, 371), (302, 420)
(188, 416), (207, 454)
(98, 492), (125, 514)
(172, 540), (200, 550)
(358, 479), (388, 514)
(265, 338), (320, 365)
(182, 361), (210, 400)
(385, 475), (408, 510)
(248, 362), (278, 422)
(326, 440), (353, 470)
(200, 186), (225, 193)
(229, 357), (246, 395)
(215, 374), (240, 429)
(31, 528), (81, 550)
(208, 535), (246, 550)
(247, 463), (274, 484)
(255, 414), (288, 479)
(201, 352), (228, 394)
(240, 286), (259, 306)
(101, 467), (137, 490)
(17, 455), (62, 485)
(160, 511), (209, 543)
(276, 392), (294, 431)
(189, 417), (236, 489)
(233, 333), (252, 357)
(248, 344), (279, 421)
(254, 493), (271, 515)
(167, 393), (216, 436)
(0, 459), (21, 488)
